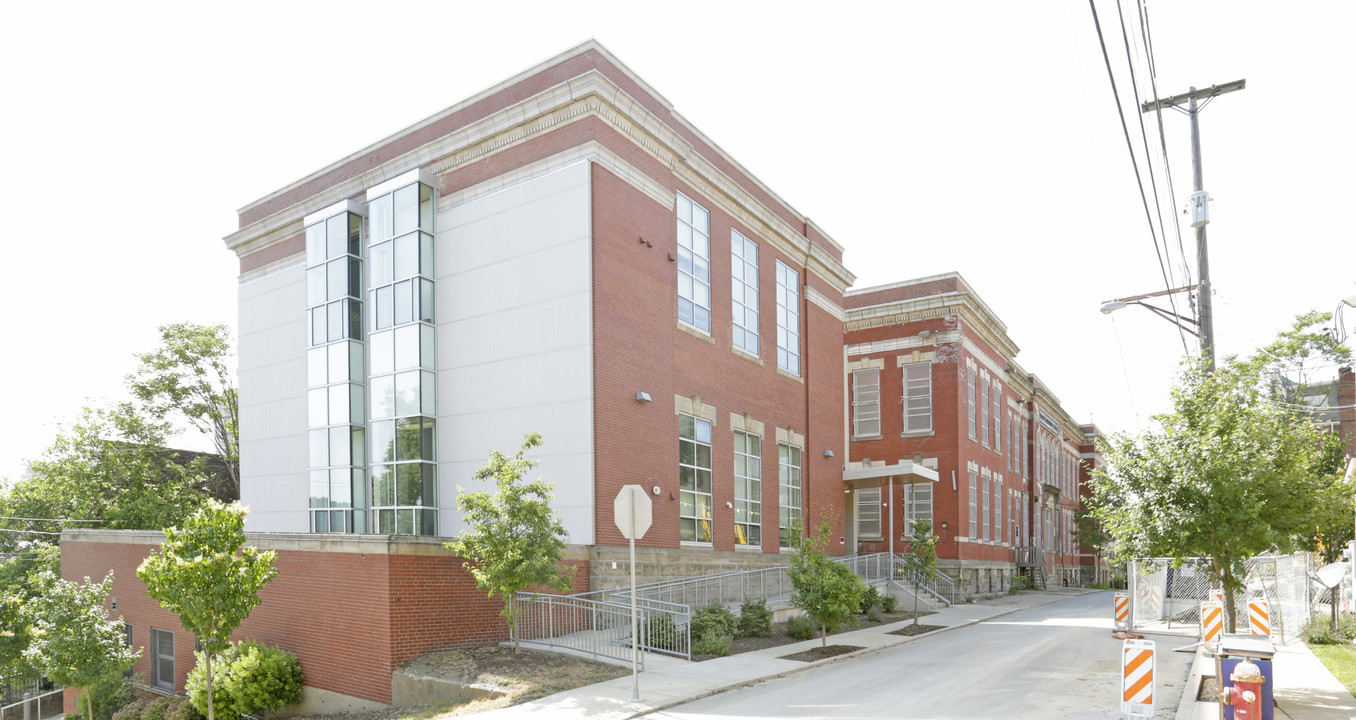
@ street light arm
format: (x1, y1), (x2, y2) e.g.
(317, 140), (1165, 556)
(1135, 302), (1201, 337)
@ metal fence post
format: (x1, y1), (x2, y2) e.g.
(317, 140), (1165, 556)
(22, 692), (31, 720)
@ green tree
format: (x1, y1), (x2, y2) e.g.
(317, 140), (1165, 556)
(127, 323), (240, 499)
(22, 572), (138, 720)
(1090, 315), (1345, 632)
(787, 512), (866, 647)
(1296, 432), (1355, 565)
(444, 433), (574, 651)
(137, 502), (279, 720)
(901, 519), (939, 625)
(0, 546), (57, 675)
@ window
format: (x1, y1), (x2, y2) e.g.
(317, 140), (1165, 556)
(367, 180), (437, 536)
(902, 483), (933, 533)
(856, 488), (882, 539)
(123, 623), (134, 678)
(903, 363), (932, 432)
(733, 430), (762, 547)
(993, 476), (1002, 544)
(151, 628), (174, 692)
(1006, 413), (1013, 470)
(731, 230), (759, 355)
(676, 192), (711, 333)
(966, 367), (977, 439)
(992, 384), (1001, 451)
(775, 261), (800, 374)
(779, 442), (802, 547)
(852, 369), (881, 437)
(981, 471), (991, 540)
(305, 211), (364, 347)
(980, 380), (990, 446)
(679, 414), (713, 543)
(968, 470), (978, 538)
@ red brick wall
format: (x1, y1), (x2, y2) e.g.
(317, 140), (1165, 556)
(843, 276), (966, 310)
(590, 165), (845, 555)
(60, 538), (587, 706)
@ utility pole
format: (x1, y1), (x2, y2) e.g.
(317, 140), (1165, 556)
(1141, 79), (1245, 373)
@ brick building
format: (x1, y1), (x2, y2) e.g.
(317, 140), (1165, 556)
(63, 40), (853, 710)
(842, 273), (1107, 593)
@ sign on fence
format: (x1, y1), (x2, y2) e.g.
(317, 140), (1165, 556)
(1248, 599), (1270, 637)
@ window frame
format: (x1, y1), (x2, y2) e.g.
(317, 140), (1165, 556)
(968, 470), (978, 538)
(902, 362), (933, 433)
(733, 429), (762, 548)
(992, 383), (1001, 452)
(980, 379), (990, 447)
(676, 192), (712, 334)
(731, 229), (759, 355)
(902, 482), (933, 536)
(966, 366), (977, 440)
(775, 260), (800, 375)
(150, 627), (175, 692)
(856, 487), (882, 540)
(679, 413), (714, 544)
(778, 442), (802, 547)
(851, 368), (882, 438)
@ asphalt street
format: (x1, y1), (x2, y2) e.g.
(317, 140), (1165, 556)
(644, 591), (1194, 719)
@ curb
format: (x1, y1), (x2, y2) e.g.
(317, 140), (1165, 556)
(619, 591), (1082, 719)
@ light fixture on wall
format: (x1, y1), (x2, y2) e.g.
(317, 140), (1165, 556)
(823, 449), (834, 458)
(635, 391), (652, 403)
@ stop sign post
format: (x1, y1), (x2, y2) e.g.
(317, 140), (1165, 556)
(614, 485), (652, 701)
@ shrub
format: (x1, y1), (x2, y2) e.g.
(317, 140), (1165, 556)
(692, 631), (732, 657)
(785, 616), (816, 641)
(644, 613), (681, 651)
(737, 597), (773, 638)
(858, 586), (882, 614)
(691, 602), (738, 642)
(187, 642), (303, 720)
(878, 592), (897, 614)
(1305, 615), (1341, 645)
(866, 607), (883, 623)
(1339, 612), (1356, 640)
(163, 698), (202, 720)
(140, 697), (174, 720)
(111, 699), (150, 720)
(84, 674), (137, 720)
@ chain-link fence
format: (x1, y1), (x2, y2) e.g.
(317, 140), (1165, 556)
(1128, 553), (1316, 642)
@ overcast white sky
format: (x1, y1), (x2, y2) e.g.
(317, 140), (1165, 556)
(2, 1), (1353, 483)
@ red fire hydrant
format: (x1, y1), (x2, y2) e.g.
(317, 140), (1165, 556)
(1221, 657), (1266, 720)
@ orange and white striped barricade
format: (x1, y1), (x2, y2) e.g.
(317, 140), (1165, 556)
(1120, 638), (1155, 718)
(1248, 598), (1271, 637)
(1200, 601), (1223, 651)
(1114, 592), (1131, 631)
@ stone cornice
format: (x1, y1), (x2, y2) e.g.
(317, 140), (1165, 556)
(846, 292), (1020, 360)
(225, 53), (854, 292)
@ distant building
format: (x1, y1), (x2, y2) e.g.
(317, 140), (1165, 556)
(843, 273), (1107, 591)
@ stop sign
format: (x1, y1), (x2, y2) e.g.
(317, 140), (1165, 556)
(614, 485), (653, 539)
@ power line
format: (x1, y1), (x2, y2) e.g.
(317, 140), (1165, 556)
(0, 516), (106, 523)
(1137, 0), (1194, 294)
(1087, 0), (1190, 355)
(0, 528), (61, 536)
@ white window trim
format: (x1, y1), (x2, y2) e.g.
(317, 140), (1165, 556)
(731, 229), (759, 355)
(676, 192), (712, 334)
(852, 368), (882, 438)
(775, 260), (800, 375)
(902, 361), (933, 434)
(856, 487), (883, 540)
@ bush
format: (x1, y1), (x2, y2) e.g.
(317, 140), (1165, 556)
(163, 698), (201, 720)
(140, 697), (174, 720)
(187, 642), (303, 720)
(83, 674), (137, 720)
(1305, 616), (1341, 645)
(644, 613), (681, 651)
(692, 631), (732, 657)
(859, 587), (882, 614)
(111, 700), (150, 720)
(1339, 613), (1356, 640)
(878, 592), (897, 614)
(865, 607), (883, 623)
(785, 616), (815, 641)
(737, 597), (773, 638)
(691, 602), (738, 642)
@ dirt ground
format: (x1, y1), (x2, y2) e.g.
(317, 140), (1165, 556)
(779, 644), (864, 662)
(692, 610), (932, 661)
(295, 645), (626, 720)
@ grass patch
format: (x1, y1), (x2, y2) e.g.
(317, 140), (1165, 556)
(1311, 644), (1356, 698)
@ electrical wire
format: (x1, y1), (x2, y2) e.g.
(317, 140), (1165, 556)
(1109, 314), (1143, 425)
(1088, 0), (1191, 355)
(1137, 0), (1194, 293)
(0, 516), (105, 523)
(0, 528), (61, 536)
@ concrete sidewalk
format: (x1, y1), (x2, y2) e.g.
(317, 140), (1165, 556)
(1176, 639), (1356, 720)
(475, 588), (1093, 719)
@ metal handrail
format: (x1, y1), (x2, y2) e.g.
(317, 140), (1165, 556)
(1015, 546), (1044, 568)
(892, 554), (958, 606)
(510, 592), (692, 664)
(1, 688), (64, 720)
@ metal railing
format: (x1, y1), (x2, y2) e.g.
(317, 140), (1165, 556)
(510, 592), (692, 665)
(1015, 546), (1043, 568)
(1, 688), (64, 720)
(892, 554), (958, 606)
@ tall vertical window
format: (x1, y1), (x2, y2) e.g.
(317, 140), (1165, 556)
(980, 380), (990, 446)
(993, 476), (1002, 544)
(992, 384), (1001, 451)
(981, 471), (991, 540)
(733, 430), (761, 547)
(968, 470), (978, 538)
(731, 230), (758, 354)
(368, 179), (437, 536)
(775, 261), (800, 374)
(122, 623), (134, 678)
(676, 192), (711, 333)
(305, 206), (366, 534)
(903, 362), (932, 432)
(856, 488), (882, 538)
(966, 367), (977, 439)
(779, 443), (802, 547)
(852, 369), (881, 437)
(902, 483), (933, 534)
(151, 628), (174, 692)
(679, 414), (713, 543)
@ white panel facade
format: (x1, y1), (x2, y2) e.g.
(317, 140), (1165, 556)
(435, 162), (594, 543)
(237, 260), (310, 532)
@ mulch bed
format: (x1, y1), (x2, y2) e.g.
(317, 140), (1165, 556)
(691, 611), (932, 661)
(888, 623), (946, 637)
(779, 644), (864, 662)
(1198, 675), (1219, 702)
